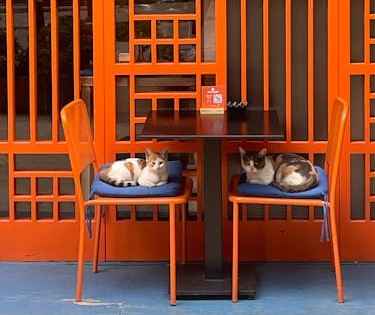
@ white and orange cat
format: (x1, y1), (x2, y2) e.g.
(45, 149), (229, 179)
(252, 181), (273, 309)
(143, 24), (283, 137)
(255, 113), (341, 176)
(138, 149), (168, 187)
(99, 149), (168, 187)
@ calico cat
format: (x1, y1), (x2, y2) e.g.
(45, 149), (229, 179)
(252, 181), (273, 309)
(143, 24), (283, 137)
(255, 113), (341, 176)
(138, 148), (169, 187)
(239, 148), (319, 192)
(239, 147), (275, 185)
(99, 149), (169, 187)
(99, 158), (146, 187)
(273, 153), (319, 192)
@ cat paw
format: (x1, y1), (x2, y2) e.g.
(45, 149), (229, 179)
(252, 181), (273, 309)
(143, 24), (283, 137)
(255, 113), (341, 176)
(156, 181), (167, 186)
(138, 181), (155, 187)
(124, 181), (137, 187)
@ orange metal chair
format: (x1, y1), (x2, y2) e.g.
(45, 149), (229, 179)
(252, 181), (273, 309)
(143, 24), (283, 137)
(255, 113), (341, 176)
(61, 99), (192, 305)
(229, 97), (348, 303)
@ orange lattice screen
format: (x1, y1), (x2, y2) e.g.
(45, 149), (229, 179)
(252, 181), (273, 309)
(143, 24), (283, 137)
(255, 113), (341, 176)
(1, 0), (375, 262)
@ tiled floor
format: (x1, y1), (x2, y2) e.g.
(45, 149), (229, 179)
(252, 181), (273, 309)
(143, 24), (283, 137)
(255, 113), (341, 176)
(1, 262), (375, 315)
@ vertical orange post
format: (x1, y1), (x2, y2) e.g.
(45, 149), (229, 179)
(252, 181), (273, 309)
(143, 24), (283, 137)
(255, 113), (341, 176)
(307, 0), (314, 142)
(73, 0), (81, 99)
(263, 0), (269, 110)
(285, 0), (292, 141)
(6, 0), (15, 142)
(195, 0), (202, 64)
(151, 18), (157, 64)
(28, 0), (37, 142)
(128, 0), (134, 64)
(241, 0), (247, 105)
(51, 0), (59, 142)
(92, 0), (106, 168)
(364, 0), (370, 65)
(6, 0), (15, 223)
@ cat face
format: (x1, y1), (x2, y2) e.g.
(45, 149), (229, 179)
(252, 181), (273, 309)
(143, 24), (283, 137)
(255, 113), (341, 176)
(239, 147), (267, 174)
(145, 148), (168, 171)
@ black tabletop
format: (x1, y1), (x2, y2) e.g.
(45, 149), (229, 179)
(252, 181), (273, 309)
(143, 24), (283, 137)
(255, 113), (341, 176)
(140, 109), (284, 140)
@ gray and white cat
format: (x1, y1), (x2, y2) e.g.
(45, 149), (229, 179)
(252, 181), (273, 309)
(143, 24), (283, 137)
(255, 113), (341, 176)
(99, 149), (168, 187)
(239, 147), (275, 185)
(239, 148), (319, 192)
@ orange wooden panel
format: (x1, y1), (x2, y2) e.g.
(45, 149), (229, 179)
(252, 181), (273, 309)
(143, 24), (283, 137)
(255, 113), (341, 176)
(2, 0), (375, 263)
(223, 0), (348, 263)
(0, 222), (96, 261)
(338, 0), (375, 261)
(0, 0), (106, 261)
(103, 0), (226, 261)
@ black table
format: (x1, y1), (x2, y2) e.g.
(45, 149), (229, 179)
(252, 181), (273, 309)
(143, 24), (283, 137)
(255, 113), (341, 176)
(141, 109), (284, 299)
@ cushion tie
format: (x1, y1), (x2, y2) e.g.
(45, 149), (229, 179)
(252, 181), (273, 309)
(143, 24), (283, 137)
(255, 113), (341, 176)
(86, 209), (94, 239)
(86, 190), (95, 239)
(320, 194), (330, 242)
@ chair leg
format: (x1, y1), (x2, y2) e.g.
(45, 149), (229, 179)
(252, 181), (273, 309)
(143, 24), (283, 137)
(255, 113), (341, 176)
(169, 203), (177, 306)
(329, 241), (335, 272)
(232, 202), (239, 303)
(181, 203), (187, 265)
(327, 205), (336, 272)
(92, 206), (102, 273)
(329, 204), (345, 303)
(75, 207), (86, 302)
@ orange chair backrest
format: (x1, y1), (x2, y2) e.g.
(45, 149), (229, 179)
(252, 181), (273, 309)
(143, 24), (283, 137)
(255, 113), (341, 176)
(60, 99), (98, 178)
(325, 97), (349, 201)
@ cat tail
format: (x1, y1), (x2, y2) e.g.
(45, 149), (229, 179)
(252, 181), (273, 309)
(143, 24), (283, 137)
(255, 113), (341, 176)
(99, 168), (124, 187)
(292, 161), (320, 192)
(275, 171), (319, 193)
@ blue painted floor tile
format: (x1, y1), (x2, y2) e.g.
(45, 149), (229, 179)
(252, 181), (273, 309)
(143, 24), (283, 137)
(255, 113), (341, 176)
(0, 262), (375, 315)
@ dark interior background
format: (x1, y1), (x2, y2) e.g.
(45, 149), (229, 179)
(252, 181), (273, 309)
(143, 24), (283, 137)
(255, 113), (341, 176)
(227, 0), (328, 142)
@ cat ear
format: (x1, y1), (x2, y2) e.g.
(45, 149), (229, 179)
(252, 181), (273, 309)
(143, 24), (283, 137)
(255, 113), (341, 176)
(145, 148), (153, 161)
(258, 148), (267, 157)
(239, 147), (246, 156)
(160, 149), (168, 160)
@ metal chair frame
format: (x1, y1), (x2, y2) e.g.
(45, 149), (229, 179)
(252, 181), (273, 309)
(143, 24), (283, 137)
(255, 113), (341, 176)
(229, 98), (349, 303)
(61, 99), (192, 305)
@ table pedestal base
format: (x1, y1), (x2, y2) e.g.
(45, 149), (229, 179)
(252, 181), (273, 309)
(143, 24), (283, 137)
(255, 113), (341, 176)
(175, 263), (256, 299)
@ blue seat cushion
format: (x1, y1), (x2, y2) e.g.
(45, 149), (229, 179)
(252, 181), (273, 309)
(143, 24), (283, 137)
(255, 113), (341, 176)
(90, 160), (183, 198)
(237, 166), (328, 199)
